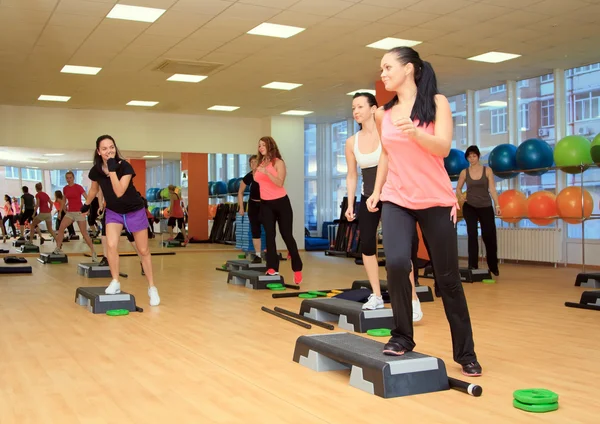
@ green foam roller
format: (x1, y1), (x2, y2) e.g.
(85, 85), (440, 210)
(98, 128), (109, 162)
(366, 328), (392, 337)
(513, 388), (559, 405)
(513, 399), (558, 413)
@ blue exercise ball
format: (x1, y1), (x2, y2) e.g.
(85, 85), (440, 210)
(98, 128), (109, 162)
(208, 181), (215, 196)
(227, 178), (238, 194)
(489, 144), (518, 179)
(444, 148), (469, 181)
(516, 138), (554, 176)
(214, 181), (228, 195)
(233, 178), (242, 193)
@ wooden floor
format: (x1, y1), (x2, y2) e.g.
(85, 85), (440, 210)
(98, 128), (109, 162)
(1, 241), (599, 423)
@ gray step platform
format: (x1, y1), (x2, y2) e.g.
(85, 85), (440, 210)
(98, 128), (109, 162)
(17, 244), (40, 253)
(227, 269), (284, 289)
(38, 253), (68, 264)
(225, 259), (267, 272)
(163, 240), (184, 248)
(575, 273), (600, 288)
(75, 287), (140, 314)
(0, 265), (32, 274)
(351, 280), (434, 303)
(77, 263), (111, 278)
(299, 298), (394, 333)
(566, 290), (600, 311)
(12, 239), (26, 247)
(423, 266), (491, 283)
(293, 332), (449, 398)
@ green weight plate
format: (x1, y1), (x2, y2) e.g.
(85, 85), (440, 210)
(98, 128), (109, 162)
(106, 309), (130, 316)
(308, 291), (327, 296)
(513, 389), (559, 405)
(482, 279), (496, 284)
(298, 293), (317, 298)
(366, 328), (392, 337)
(513, 399), (558, 413)
(269, 286), (286, 291)
(266, 283), (283, 288)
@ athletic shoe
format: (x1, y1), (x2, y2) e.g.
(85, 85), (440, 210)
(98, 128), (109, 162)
(293, 271), (303, 285)
(148, 286), (160, 306)
(382, 341), (406, 356)
(362, 294), (384, 310)
(91, 251), (98, 262)
(490, 268), (500, 276)
(413, 299), (423, 322)
(52, 247), (63, 255)
(99, 257), (109, 267)
(105, 280), (121, 295)
(251, 255), (262, 264)
(462, 362), (483, 377)
(266, 269), (279, 276)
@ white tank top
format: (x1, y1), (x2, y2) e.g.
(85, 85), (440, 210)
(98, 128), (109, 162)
(353, 131), (381, 196)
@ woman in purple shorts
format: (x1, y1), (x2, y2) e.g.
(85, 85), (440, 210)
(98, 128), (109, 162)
(82, 135), (160, 306)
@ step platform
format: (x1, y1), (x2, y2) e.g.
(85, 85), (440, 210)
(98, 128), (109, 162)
(0, 265), (32, 274)
(293, 332), (448, 398)
(12, 239), (26, 247)
(574, 273), (600, 288)
(75, 287), (141, 314)
(351, 280), (434, 303)
(565, 290), (600, 311)
(299, 298), (394, 333)
(17, 244), (40, 254)
(225, 259), (267, 272)
(77, 262), (111, 278)
(163, 240), (184, 248)
(423, 266), (491, 283)
(37, 253), (68, 264)
(227, 269), (284, 290)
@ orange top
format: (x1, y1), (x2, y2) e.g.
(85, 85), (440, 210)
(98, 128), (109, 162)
(254, 161), (287, 200)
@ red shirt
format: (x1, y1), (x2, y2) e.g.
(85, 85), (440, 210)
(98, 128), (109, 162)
(63, 184), (85, 212)
(36, 192), (52, 213)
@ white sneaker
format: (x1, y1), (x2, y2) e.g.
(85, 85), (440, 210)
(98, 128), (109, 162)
(52, 247), (63, 255)
(105, 280), (121, 294)
(413, 299), (423, 322)
(148, 286), (160, 306)
(362, 294), (384, 310)
(91, 251), (98, 262)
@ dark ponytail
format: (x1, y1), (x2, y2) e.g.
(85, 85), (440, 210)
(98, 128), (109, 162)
(383, 47), (438, 127)
(352, 92), (378, 130)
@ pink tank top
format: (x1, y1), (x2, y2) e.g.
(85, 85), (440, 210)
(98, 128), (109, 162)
(253, 161), (287, 200)
(380, 109), (457, 210)
(171, 194), (184, 218)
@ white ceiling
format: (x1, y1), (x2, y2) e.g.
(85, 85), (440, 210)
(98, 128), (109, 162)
(1, 0), (600, 123)
(0, 145), (181, 170)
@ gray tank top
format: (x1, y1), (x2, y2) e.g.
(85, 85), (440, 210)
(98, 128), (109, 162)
(465, 166), (492, 208)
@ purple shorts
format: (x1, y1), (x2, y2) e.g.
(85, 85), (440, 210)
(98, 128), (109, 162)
(105, 208), (149, 234)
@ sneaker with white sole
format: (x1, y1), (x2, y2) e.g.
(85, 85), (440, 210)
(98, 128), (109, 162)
(52, 247), (63, 255)
(362, 294), (384, 310)
(105, 280), (121, 294)
(413, 299), (423, 322)
(148, 286), (160, 306)
(91, 251), (98, 263)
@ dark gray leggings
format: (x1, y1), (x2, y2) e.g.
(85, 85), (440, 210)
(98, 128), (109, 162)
(381, 202), (478, 365)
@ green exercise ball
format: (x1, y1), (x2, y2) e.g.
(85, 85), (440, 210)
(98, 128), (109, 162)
(553, 135), (593, 174)
(591, 133), (600, 164)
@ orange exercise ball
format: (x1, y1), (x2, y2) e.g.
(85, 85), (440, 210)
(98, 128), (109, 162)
(556, 187), (593, 224)
(527, 191), (557, 226)
(163, 208), (170, 218)
(498, 190), (527, 223)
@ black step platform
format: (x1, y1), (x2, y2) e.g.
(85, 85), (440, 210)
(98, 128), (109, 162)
(351, 280), (434, 303)
(299, 298), (394, 333)
(75, 287), (140, 314)
(227, 269), (284, 290)
(565, 290), (600, 312)
(77, 263), (111, 278)
(574, 273), (600, 288)
(0, 265), (32, 274)
(38, 253), (68, 264)
(293, 332), (449, 398)
(423, 266), (491, 283)
(163, 240), (184, 248)
(225, 259), (267, 272)
(12, 239), (26, 247)
(17, 244), (40, 253)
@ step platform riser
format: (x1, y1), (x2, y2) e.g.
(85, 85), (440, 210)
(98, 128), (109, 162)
(38, 253), (68, 264)
(575, 273), (600, 288)
(17, 245), (40, 253)
(227, 269), (284, 290)
(77, 263), (111, 278)
(75, 287), (138, 314)
(225, 259), (267, 273)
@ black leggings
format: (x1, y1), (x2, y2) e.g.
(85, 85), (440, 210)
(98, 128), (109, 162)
(462, 203), (498, 272)
(247, 200), (261, 239)
(260, 195), (302, 272)
(3, 216), (16, 236)
(358, 196), (381, 256)
(381, 202), (477, 365)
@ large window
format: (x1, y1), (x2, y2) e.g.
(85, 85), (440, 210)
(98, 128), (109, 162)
(449, 94), (467, 148)
(565, 61), (600, 239)
(331, 120), (348, 211)
(304, 124), (317, 231)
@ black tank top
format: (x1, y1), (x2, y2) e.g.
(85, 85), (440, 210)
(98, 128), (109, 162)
(465, 166), (492, 208)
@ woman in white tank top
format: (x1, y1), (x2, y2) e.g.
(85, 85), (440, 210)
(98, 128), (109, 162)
(345, 92), (422, 320)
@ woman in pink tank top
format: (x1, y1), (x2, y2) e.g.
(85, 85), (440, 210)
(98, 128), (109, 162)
(366, 47), (481, 377)
(253, 136), (303, 285)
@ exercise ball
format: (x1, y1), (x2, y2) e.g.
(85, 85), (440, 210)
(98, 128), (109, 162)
(489, 144), (518, 179)
(153, 207), (161, 219)
(145, 188), (154, 200)
(553, 135), (593, 174)
(163, 207), (170, 219)
(591, 133), (600, 163)
(154, 188), (163, 201)
(527, 191), (557, 226)
(556, 187), (593, 224)
(444, 148), (468, 181)
(516, 138), (554, 176)
(233, 178), (242, 193)
(208, 181), (216, 196)
(227, 178), (238, 194)
(498, 190), (527, 223)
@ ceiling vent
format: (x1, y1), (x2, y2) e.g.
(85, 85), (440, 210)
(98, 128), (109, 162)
(153, 59), (223, 75)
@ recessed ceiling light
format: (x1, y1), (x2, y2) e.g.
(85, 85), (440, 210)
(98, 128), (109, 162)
(479, 101), (508, 108)
(281, 110), (313, 116)
(347, 89), (377, 96)
(207, 105), (240, 112)
(79, 160), (93, 164)
(38, 95), (70, 102)
(61, 65), (102, 75)
(28, 166), (39, 169)
(366, 37), (422, 50)
(167, 74), (207, 83)
(43, 153), (65, 157)
(467, 52), (521, 63)
(456, 123), (467, 127)
(262, 82), (302, 90)
(142, 155), (160, 158)
(247, 22), (305, 38)
(106, 4), (166, 23)
(127, 100), (159, 107)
